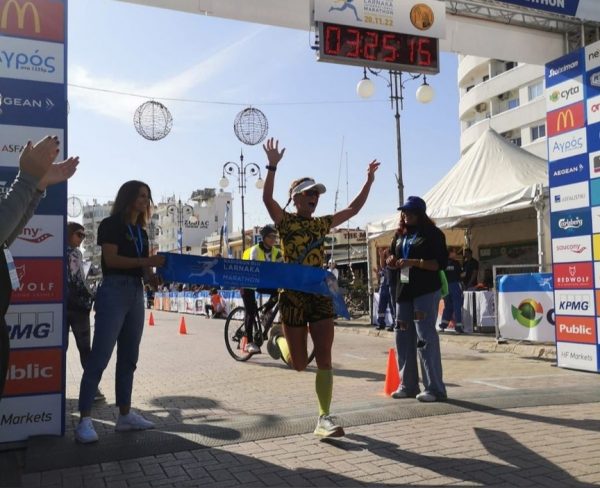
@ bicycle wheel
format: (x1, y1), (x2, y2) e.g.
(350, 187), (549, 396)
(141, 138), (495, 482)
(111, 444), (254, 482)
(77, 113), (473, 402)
(224, 306), (253, 361)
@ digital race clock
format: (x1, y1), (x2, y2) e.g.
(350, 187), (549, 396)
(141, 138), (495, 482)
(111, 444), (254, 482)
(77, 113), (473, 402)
(318, 22), (439, 74)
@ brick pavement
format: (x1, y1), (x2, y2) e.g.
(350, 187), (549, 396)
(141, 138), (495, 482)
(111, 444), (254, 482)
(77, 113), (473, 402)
(4, 310), (600, 487)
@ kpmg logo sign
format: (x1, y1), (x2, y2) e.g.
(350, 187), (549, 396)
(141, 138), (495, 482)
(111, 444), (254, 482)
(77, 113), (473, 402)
(0, 125), (64, 167)
(547, 102), (585, 138)
(550, 181), (589, 211)
(554, 290), (594, 317)
(549, 156), (588, 186)
(548, 127), (587, 162)
(5, 303), (62, 349)
(552, 235), (592, 263)
(551, 209), (591, 238)
(546, 77), (583, 111)
(0, 78), (65, 129)
(545, 50), (582, 88)
(0, 36), (63, 84)
(0, 0), (64, 42)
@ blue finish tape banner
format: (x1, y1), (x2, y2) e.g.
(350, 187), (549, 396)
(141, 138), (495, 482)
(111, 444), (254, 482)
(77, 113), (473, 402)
(497, 273), (553, 293)
(158, 253), (350, 319)
(499, 0), (600, 23)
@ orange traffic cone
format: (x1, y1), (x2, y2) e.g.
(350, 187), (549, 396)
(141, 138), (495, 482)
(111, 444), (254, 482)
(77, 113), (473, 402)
(179, 316), (187, 335)
(383, 348), (401, 396)
(148, 312), (155, 326)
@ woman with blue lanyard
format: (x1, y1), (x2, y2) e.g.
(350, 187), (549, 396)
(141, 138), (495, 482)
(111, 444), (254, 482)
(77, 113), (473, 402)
(75, 181), (164, 444)
(386, 196), (448, 403)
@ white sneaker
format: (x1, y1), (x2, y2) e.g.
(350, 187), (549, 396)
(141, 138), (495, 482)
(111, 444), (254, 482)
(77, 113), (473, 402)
(75, 417), (99, 444)
(313, 414), (345, 439)
(246, 342), (260, 354)
(115, 411), (155, 432)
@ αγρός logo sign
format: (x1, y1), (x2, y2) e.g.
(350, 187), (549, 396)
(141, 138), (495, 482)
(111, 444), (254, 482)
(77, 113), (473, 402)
(0, 0), (64, 42)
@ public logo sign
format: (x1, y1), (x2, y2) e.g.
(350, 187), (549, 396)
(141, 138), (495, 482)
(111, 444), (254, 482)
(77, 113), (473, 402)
(555, 316), (596, 344)
(553, 262), (593, 289)
(550, 181), (589, 211)
(550, 209), (591, 238)
(0, 36), (64, 84)
(547, 102), (585, 138)
(552, 235), (592, 263)
(3, 348), (62, 396)
(546, 76), (583, 112)
(511, 298), (543, 328)
(11, 258), (63, 303)
(554, 289), (594, 316)
(0, 0), (64, 42)
(549, 155), (588, 186)
(0, 125), (64, 167)
(4, 303), (62, 349)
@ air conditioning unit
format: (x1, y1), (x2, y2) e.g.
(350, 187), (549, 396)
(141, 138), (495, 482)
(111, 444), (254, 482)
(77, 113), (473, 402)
(498, 92), (510, 101)
(475, 103), (487, 113)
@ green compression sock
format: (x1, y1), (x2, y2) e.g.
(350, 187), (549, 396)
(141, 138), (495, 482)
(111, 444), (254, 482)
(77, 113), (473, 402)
(315, 369), (333, 416)
(276, 336), (291, 364)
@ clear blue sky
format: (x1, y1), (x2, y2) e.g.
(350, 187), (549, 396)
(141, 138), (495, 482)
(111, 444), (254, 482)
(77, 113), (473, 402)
(67, 0), (460, 230)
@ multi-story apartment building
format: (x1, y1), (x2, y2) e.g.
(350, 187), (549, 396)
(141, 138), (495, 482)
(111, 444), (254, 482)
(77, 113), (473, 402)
(458, 56), (547, 159)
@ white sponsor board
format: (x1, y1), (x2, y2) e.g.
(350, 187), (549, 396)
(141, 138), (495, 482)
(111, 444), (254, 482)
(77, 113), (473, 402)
(550, 181), (589, 211)
(595, 262), (600, 288)
(546, 76), (584, 112)
(0, 125), (64, 167)
(548, 128), (588, 162)
(586, 42), (600, 72)
(0, 394), (62, 443)
(497, 291), (555, 342)
(4, 303), (63, 349)
(0, 37), (64, 84)
(552, 235), (592, 263)
(557, 342), (598, 372)
(9, 215), (63, 257)
(587, 95), (600, 126)
(554, 289), (595, 316)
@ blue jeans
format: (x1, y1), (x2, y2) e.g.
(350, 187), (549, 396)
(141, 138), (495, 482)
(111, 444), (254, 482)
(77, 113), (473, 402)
(395, 290), (446, 398)
(441, 281), (463, 324)
(79, 275), (145, 412)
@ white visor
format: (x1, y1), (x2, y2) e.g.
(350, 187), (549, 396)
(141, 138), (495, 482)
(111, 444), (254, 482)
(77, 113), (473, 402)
(291, 178), (327, 196)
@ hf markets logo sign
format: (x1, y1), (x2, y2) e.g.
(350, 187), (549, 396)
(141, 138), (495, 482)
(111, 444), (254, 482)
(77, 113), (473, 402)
(554, 289), (594, 317)
(550, 181), (589, 211)
(5, 303), (62, 349)
(548, 128), (587, 162)
(3, 348), (61, 397)
(9, 214), (62, 257)
(0, 0), (64, 42)
(11, 258), (63, 303)
(0, 125), (64, 167)
(547, 103), (585, 138)
(551, 209), (591, 238)
(555, 316), (596, 344)
(553, 262), (593, 289)
(0, 36), (63, 84)
(546, 76), (583, 112)
(552, 235), (592, 263)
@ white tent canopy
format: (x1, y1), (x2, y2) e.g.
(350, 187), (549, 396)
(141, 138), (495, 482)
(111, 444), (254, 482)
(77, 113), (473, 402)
(367, 128), (548, 235)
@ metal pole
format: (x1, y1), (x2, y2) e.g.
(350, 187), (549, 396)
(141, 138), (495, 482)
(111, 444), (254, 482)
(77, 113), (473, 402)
(178, 200), (183, 254)
(390, 71), (404, 207)
(240, 150), (246, 253)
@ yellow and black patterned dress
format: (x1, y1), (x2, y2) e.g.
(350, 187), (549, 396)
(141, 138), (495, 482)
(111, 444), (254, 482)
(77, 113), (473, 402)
(276, 211), (335, 326)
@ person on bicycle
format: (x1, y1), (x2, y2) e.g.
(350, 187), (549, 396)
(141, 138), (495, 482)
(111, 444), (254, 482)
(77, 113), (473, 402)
(241, 224), (282, 353)
(262, 137), (379, 439)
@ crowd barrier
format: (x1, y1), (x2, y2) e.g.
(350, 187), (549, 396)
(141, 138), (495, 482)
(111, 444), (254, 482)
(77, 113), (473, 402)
(150, 290), (272, 316)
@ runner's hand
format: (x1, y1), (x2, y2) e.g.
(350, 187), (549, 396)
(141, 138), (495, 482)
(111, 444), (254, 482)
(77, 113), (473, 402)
(263, 138), (285, 167)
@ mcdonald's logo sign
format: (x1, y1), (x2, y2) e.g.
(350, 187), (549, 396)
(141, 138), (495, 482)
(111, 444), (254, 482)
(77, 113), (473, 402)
(0, 0), (64, 42)
(547, 102), (585, 138)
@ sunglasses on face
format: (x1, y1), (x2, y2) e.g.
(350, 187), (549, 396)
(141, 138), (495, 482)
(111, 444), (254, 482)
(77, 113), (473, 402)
(301, 190), (320, 197)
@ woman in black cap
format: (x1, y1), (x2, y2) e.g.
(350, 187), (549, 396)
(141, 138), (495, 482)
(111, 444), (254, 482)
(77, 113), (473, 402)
(386, 196), (448, 402)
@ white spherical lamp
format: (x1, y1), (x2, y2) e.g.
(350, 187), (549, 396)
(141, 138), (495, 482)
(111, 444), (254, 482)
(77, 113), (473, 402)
(255, 177), (264, 189)
(219, 177), (229, 188)
(416, 83), (435, 104)
(356, 77), (376, 99)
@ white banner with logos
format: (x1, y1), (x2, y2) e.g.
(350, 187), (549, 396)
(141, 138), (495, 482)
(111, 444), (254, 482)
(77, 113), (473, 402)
(314, 0), (445, 38)
(0, 394), (62, 443)
(497, 273), (555, 342)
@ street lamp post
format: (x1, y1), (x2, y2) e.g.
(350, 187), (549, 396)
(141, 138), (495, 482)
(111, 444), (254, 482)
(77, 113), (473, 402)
(166, 199), (194, 254)
(219, 150), (264, 252)
(357, 69), (435, 207)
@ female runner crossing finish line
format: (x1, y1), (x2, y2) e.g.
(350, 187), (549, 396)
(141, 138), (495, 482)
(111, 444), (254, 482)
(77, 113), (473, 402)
(262, 138), (379, 439)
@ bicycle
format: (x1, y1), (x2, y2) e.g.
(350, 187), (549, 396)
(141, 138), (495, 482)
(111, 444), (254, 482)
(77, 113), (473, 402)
(224, 300), (315, 365)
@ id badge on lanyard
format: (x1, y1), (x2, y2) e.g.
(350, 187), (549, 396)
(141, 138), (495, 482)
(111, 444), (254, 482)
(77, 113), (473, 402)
(400, 235), (416, 284)
(3, 247), (20, 290)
